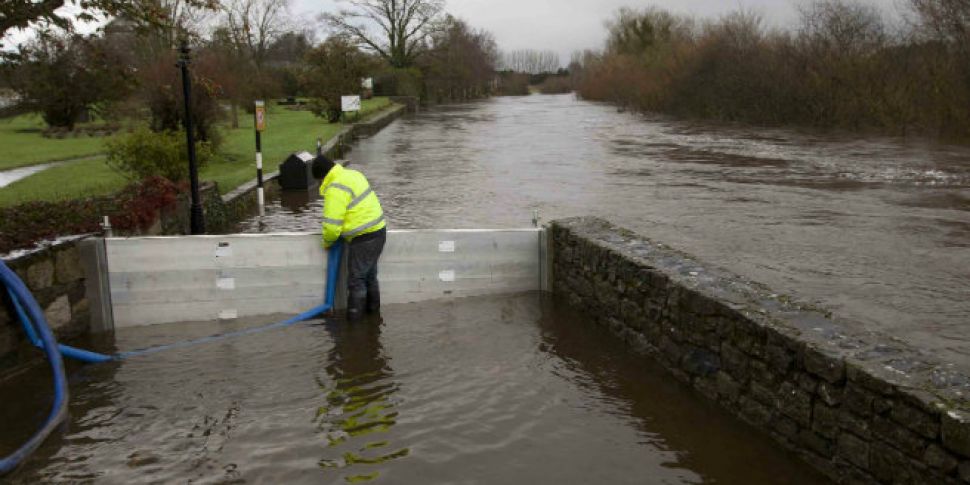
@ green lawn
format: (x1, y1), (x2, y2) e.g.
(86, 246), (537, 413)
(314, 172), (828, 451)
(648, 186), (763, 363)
(0, 114), (113, 170)
(0, 157), (127, 206)
(209, 97), (393, 194)
(0, 97), (396, 206)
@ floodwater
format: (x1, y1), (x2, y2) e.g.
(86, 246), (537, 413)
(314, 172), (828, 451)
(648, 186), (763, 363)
(242, 94), (970, 371)
(0, 294), (827, 483)
(0, 162), (60, 188)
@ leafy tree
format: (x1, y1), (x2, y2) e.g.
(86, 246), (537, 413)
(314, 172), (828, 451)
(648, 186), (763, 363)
(139, 49), (223, 145)
(303, 36), (373, 122)
(4, 30), (134, 129)
(0, 0), (219, 44)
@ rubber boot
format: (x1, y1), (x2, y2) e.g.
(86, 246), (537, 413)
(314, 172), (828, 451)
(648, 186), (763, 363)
(366, 289), (381, 315)
(347, 294), (367, 322)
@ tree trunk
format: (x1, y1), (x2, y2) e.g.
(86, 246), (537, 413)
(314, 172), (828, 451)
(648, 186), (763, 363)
(231, 102), (240, 129)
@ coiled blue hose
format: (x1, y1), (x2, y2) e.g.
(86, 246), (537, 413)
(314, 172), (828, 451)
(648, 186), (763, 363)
(0, 240), (343, 475)
(0, 259), (70, 476)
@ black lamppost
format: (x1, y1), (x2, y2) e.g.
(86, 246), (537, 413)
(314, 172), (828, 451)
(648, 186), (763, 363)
(177, 41), (205, 235)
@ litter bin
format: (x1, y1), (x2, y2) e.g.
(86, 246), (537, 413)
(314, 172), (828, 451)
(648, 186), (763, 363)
(278, 151), (316, 191)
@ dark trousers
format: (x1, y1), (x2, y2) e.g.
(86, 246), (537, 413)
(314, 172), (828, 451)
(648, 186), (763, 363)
(347, 228), (386, 309)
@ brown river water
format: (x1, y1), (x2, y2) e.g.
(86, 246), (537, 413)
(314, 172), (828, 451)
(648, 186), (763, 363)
(1, 294), (826, 483)
(242, 94), (970, 371)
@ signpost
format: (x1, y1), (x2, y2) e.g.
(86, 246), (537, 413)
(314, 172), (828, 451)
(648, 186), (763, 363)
(254, 100), (267, 216)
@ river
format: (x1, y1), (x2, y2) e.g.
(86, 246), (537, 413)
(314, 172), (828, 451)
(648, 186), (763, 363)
(241, 93), (970, 371)
(1, 294), (827, 483)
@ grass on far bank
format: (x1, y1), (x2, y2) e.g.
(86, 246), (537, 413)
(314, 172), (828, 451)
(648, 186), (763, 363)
(0, 97), (396, 206)
(209, 97), (394, 194)
(0, 157), (126, 206)
(0, 114), (114, 170)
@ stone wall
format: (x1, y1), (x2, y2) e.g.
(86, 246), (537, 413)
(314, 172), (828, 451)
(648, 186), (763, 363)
(550, 217), (970, 485)
(0, 237), (91, 375)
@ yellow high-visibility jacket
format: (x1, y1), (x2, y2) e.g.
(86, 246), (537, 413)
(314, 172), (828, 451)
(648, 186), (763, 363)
(320, 164), (386, 247)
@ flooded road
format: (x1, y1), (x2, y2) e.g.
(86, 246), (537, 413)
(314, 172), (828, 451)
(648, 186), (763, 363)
(0, 294), (827, 483)
(242, 94), (970, 370)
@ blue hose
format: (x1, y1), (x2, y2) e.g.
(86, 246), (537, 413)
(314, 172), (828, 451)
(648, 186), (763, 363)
(116, 240), (344, 360)
(0, 240), (343, 475)
(0, 260), (70, 476)
(6, 241), (343, 364)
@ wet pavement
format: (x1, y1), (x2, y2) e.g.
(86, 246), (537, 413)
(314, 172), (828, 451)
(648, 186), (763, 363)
(241, 94), (970, 372)
(0, 294), (828, 483)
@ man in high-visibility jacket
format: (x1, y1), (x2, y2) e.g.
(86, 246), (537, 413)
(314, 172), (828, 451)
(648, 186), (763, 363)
(312, 156), (387, 321)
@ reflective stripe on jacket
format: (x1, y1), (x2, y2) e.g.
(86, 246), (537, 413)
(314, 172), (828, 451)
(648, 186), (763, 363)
(320, 164), (385, 246)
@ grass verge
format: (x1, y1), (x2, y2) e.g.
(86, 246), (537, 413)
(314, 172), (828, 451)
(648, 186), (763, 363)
(0, 157), (126, 206)
(0, 114), (114, 170)
(0, 97), (396, 205)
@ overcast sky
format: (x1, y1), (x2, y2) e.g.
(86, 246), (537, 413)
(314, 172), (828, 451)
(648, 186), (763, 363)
(295, 0), (906, 63)
(5, 0), (906, 60)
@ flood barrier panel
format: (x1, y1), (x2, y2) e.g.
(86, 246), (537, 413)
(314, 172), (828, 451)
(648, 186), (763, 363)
(82, 229), (547, 329)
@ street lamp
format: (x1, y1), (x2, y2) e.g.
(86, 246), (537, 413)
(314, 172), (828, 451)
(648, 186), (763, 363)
(177, 41), (206, 235)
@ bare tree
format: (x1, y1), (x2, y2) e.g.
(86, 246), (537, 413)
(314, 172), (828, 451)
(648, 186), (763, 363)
(909, 0), (970, 45)
(322, 0), (445, 68)
(500, 49), (560, 74)
(222, 0), (291, 69)
(156, 0), (220, 47)
(421, 16), (498, 101)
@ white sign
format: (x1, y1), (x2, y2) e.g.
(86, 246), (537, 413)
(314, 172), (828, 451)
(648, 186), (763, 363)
(439, 270), (456, 282)
(438, 241), (456, 253)
(361, 78), (374, 90)
(341, 95), (361, 112)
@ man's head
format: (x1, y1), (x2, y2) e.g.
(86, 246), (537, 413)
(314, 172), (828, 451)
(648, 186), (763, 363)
(311, 155), (335, 180)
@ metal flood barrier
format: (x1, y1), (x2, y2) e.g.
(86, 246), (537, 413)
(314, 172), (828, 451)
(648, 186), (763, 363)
(80, 229), (551, 330)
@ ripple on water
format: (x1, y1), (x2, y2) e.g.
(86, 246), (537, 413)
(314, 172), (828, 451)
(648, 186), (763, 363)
(241, 95), (970, 370)
(1, 294), (829, 484)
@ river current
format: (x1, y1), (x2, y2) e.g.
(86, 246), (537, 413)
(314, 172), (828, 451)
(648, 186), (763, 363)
(243, 94), (970, 370)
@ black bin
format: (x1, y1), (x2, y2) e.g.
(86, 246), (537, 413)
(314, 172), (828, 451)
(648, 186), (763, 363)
(278, 151), (316, 191)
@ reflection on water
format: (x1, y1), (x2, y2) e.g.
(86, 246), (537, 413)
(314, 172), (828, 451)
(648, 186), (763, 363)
(242, 94), (970, 371)
(316, 320), (409, 482)
(0, 294), (828, 484)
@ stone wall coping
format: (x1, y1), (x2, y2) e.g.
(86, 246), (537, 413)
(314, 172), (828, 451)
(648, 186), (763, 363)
(551, 216), (970, 414)
(221, 171), (281, 204)
(1, 234), (92, 263)
(551, 216), (970, 482)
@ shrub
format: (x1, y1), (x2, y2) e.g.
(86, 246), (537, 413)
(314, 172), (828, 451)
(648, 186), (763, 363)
(0, 177), (180, 254)
(140, 52), (224, 146)
(575, 2), (970, 138)
(375, 67), (424, 98)
(497, 72), (530, 96)
(538, 76), (573, 94)
(106, 128), (215, 183)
